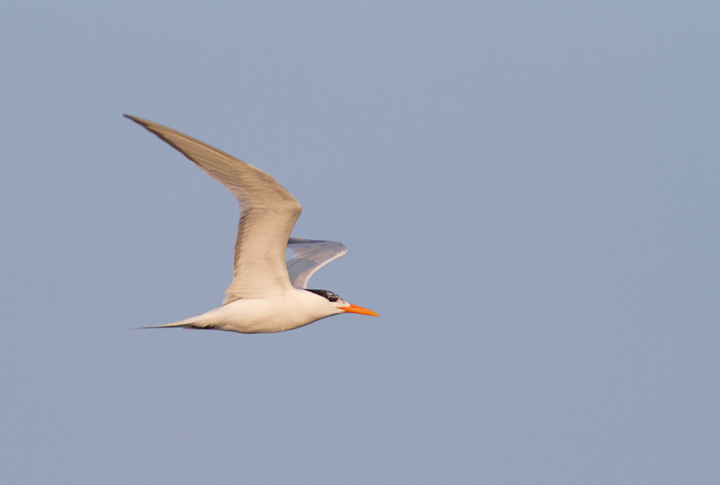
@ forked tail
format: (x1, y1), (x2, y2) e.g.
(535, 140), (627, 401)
(134, 317), (216, 330)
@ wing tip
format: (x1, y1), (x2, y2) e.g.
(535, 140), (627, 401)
(123, 114), (149, 127)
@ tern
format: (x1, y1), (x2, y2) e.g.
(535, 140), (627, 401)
(125, 115), (378, 333)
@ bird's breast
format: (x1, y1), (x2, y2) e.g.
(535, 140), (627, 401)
(209, 290), (332, 333)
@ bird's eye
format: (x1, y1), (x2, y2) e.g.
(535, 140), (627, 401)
(307, 289), (343, 302)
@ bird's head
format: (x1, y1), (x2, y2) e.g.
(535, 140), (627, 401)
(305, 289), (379, 317)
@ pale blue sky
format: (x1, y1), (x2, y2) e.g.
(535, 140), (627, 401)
(1, 2), (719, 483)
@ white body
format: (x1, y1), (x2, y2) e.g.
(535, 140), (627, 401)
(173, 289), (345, 333)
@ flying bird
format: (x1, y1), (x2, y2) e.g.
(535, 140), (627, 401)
(125, 115), (378, 333)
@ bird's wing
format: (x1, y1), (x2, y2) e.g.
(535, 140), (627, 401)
(125, 115), (302, 303)
(286, 238), (347, 289)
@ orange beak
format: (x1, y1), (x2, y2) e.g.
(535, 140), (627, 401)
(342, 303), (379, 317)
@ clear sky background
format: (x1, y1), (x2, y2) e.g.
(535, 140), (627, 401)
(1, 2), (719, 484)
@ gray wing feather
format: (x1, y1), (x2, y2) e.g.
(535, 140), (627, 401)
(286, 238), (347, 289)
(125, 115), (302, 303)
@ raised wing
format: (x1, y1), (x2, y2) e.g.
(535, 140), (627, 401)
(125, 115), (302, 303)
(286, 238), (347, 289)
